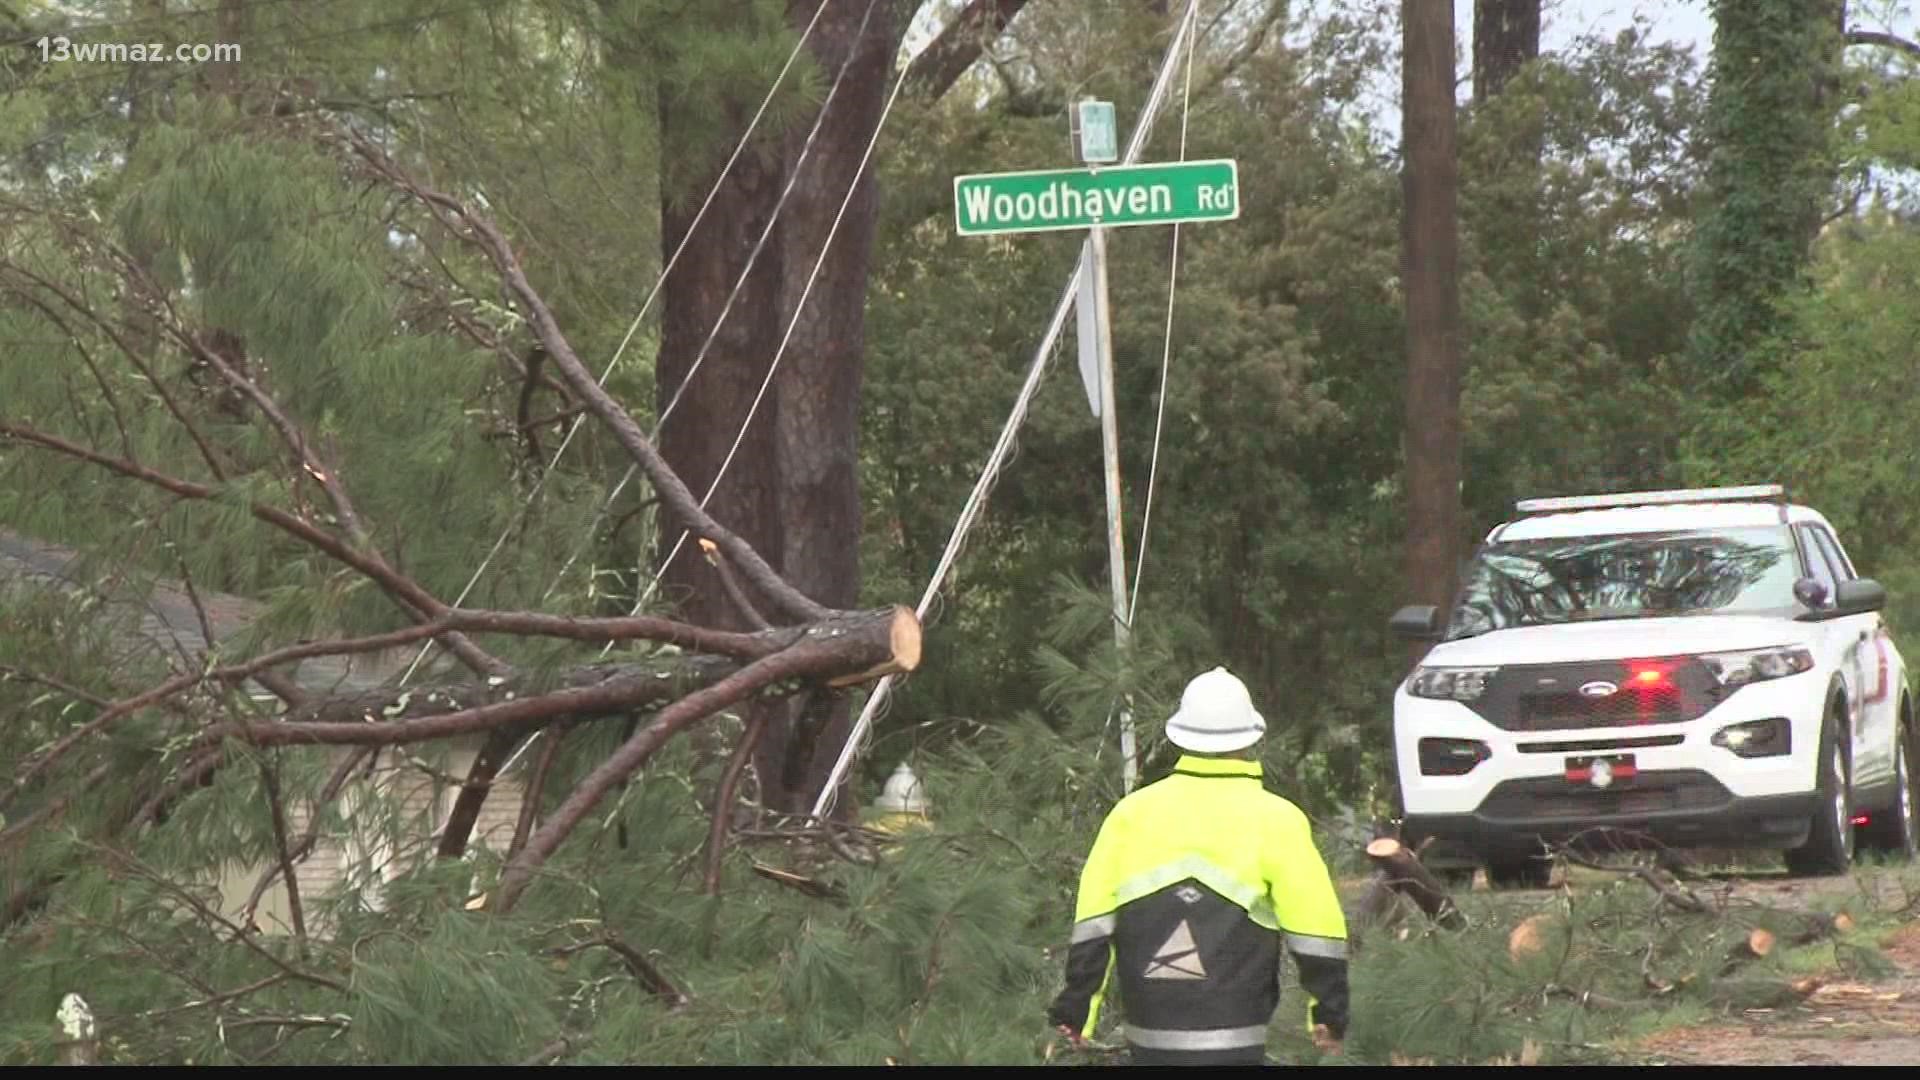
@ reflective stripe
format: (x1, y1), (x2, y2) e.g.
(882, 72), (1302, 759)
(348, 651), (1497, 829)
(1125, 1024), (1269, 1051)
(1285, 932), (1348, 960)
(1072, 914), (1116, 943)
(1113, 857), (1280, 931)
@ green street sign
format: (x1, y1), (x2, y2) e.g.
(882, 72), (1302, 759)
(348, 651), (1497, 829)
(953, 159), (1239, 237)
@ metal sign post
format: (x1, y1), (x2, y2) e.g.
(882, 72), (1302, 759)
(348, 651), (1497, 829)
(1075, 98), (1137, 793)
(954, 101), (1240, 794)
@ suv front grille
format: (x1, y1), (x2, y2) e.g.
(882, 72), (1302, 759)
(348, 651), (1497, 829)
(1468, 658), (1723, 732)
(1477, 769), (1733, 822)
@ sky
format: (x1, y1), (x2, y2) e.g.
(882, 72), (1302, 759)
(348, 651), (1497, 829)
(903, 0), (1724, 140)
(1524, 0), (1714, 59)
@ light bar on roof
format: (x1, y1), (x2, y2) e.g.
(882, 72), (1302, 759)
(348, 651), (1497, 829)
(1514, 485), (1785, 515)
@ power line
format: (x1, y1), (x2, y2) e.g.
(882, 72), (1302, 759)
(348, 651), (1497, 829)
(809, 0), (1208, 822)
(494, 3), (911, 783)
(534, 0), (884, 608)
(1127, 2), (1198, 629)
(398, 0), (843, 683)
(592, 1), (912, 659)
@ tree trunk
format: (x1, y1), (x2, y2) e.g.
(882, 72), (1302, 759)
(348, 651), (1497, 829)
(1472, 0), (1540, 103)
(653, 97), (788, 637)
(1686, 0), (1846, 398)
(1399, 0), (1465, 670)
(751, 0), (900, 817)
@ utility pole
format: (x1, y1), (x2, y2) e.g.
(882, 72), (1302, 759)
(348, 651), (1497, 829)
(1073, 99), (1139, 793)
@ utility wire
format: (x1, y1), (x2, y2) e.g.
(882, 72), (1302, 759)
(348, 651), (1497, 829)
(399, 0), (841, 683)
(809, 0), (1207, 822)
(585, 0), (910, 662)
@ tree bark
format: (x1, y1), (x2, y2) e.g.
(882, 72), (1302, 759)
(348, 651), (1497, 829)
(756, 0), (901, 817)
(1472, 0), (1540, 103)
(653, 81), (788, 637)
(1399, 0), (1465, 670)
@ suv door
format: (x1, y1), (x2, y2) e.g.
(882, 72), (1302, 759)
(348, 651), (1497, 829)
(1804, 523), (1896, 791)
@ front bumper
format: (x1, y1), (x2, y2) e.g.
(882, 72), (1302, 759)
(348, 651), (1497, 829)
(1403, 781), (1819, 856)
(1393, 670), (1828, 853)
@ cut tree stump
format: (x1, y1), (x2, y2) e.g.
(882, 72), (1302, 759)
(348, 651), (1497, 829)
(1365, 837), (1467, 930)
(1721, 927), (1776, 974)
(1509, 912), (1552, 961)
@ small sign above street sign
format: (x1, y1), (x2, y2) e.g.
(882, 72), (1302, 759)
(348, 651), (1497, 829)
(953, 159), (1239, 237)
(1076, 100), (1119, 164)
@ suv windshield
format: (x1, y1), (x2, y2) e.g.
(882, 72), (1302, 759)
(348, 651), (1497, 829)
(1445, 525), (1801, 640)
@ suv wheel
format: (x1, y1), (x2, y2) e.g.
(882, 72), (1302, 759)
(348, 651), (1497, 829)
(1785, 713), (1854, 877)
(1863, 725), (1919, 861)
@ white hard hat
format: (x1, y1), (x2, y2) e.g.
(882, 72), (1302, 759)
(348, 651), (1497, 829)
(1165, 667), (1266, 753)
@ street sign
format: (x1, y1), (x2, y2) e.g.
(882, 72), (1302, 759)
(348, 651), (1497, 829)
(953, 159), (1239, 237)
(1076, 100), (1118, 164)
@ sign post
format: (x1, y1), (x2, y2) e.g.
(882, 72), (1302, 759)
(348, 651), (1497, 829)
(955, 107), (1239, 793)
(1071, 99), (1138, 792)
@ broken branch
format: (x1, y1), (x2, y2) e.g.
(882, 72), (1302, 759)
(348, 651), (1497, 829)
(0, 422), (507, 679)
(495, 608), (918, 911)
(1365, 836), (1467, 930)
(342, 131), (830, 625)
(705, 709), (772, 896)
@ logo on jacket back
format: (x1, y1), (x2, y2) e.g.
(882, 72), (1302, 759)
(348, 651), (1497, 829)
(1144, 920), (1207, 980)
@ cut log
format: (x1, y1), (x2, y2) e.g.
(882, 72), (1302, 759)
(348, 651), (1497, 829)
(1365, 837), (1467, 930)
(1509, 912), (1552, 961)
(826, 606), (922, 687)
(1721, 927), (1775, 975)
(1787, 911), (1854, 947)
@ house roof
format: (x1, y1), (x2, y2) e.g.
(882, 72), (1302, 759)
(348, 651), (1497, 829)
(0, 527), (426, 696)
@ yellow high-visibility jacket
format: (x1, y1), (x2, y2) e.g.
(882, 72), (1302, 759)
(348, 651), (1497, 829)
(1046, 755), (1350, 1061)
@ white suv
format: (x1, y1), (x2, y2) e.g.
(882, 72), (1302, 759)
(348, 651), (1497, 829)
(1388, 486), (1919, 887)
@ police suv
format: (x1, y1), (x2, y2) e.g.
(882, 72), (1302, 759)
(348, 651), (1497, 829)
(1388, 486), (1919, 887)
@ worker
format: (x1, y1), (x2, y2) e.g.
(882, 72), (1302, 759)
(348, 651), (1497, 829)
(1046, 666), (1351, 1066)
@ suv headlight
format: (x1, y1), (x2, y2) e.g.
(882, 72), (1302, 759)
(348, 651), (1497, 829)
(1699, 646), (1814, 689)
(1407, 666), (1499, 702)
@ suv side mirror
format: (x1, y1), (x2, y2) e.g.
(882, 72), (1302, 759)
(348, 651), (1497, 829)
(1390, 605), (1443, 640)
(1835, 578), (1888, 616)
(1793, 577), (1829, 609)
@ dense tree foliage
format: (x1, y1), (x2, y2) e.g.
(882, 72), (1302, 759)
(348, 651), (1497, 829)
(5, 0), (1920, 1066)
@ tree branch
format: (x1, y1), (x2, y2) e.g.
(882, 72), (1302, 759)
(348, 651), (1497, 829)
(258, 757), (309, 947)
(1847, 28), (1920, 58)
(340, 131), (832, 625)
(0, 259), (231, 480)
(87, 842), (348, 994)
(0, 664), (111, 708)
(437, 728), (523, 859)
(699, 538), (772, 631)
(243, 747), (372, 927)
(495, 607), (919, 912)
(508, 723), (569, 863)
(705, 708), (772, 896)
(0, 422), (507, 678)
(6, 621), (453, 810)
(903, 0), (1033, 99)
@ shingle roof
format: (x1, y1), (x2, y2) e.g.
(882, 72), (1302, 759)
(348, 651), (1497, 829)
(0, 527), (430, 695)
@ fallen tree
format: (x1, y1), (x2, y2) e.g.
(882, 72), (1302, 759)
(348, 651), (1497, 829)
(0, 116), (923, 928)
